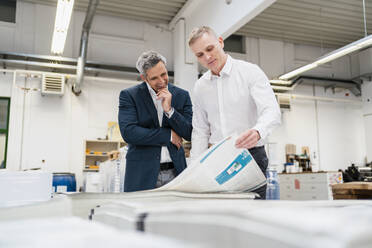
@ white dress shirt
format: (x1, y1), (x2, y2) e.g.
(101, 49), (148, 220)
(190, 55), (281, 159)
(146, 83), (174, 163)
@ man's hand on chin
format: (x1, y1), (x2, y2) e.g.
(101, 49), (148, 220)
(157, 88), (172, 112)
(235, 129), (261, 149)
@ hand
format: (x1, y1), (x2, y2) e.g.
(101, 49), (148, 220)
(235, 129), (261, 149)
(157, 88), (172, 112)
(171, 130), (182, 150)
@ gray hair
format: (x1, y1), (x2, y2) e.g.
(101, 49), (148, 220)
(188, 26), (218, 46)
(136, 51), (167, 76)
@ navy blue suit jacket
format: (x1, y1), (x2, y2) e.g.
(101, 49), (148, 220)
(118, 82), (192, 192)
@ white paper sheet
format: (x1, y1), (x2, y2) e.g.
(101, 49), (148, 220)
(155, 136), (267, 193)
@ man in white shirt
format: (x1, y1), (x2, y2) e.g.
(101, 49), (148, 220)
(188, 26), (281, 199)
(119, 51), (193, 191)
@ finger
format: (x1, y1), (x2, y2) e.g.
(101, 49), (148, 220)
(241, 135), (255, 148)
(160, 88), (170, 94)
(236, 140), (254, 149)
(235, 134), (248, 146)
(244, 135), (259, 149)
(236, 133), (255, 148)
(156, 92), (165, 99)
(236, 132), (251, 146)
(157, 89), (169, 96)
(245, 139), (258, 149)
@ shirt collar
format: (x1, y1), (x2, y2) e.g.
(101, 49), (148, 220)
(146, 82), (156, 98)
(209, 54), (232, 80)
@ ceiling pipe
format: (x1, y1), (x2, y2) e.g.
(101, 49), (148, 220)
(72, 0), (99, 96)
(0, 51), (174, 78)
(271, 75), (361, 96)
(275, 93), (362, 104)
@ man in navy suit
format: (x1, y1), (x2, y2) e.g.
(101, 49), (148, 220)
(118, 51), (193, 192)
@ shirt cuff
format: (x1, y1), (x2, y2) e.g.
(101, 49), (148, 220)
(252, 126), (266, 141)
(164, 107), (174, 118)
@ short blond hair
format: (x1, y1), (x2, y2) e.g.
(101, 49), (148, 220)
(188, 26), (218, 46)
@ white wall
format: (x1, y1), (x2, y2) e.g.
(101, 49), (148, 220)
(245, 37), (353, 79)
(0, 0), (173, 189)
(268, 85), (365, 172)
(232, 37), (366, 172)
(6, 71), (136, 189)
(0, 1), (174, 70)
(0, 72), (12, 168)
(173, 18), (198, 92)
(362, 80), (372, 162)
(0, 1), (174, 189)
(0, 72), (13, 97)
(0, 0), (368, 186)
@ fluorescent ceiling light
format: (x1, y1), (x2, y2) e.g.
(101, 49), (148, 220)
(269, 79), (292, 85)
(279, 63), (317, 80)
(278, 35), (372, 80)
(51, 0), (75, 55)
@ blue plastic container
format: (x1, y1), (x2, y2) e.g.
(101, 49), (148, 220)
(52, 173), (76, 192)
(266, 169), (280, 200)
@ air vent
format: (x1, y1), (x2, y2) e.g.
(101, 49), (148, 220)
(41, 74), (65, 96)
(277, 94), (291, 110)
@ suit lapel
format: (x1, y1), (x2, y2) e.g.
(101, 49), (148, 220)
(139, 82), (160, 128)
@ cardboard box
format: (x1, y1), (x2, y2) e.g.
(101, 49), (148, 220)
(285, 144), (296, 155)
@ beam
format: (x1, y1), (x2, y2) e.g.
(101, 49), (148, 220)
(170, 0), (275, 91)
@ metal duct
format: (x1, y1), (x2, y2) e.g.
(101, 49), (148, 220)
(271, 76), (361, 96)
(73, 0), (100, 95)
(0, 51), (174, 78)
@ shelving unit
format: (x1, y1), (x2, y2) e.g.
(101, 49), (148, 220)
(84, 140), (126, 172)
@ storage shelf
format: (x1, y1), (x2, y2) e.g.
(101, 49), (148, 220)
(86, 140), (118, 143)
(83, 169), (99, 172)
(84, 139), (127, 173)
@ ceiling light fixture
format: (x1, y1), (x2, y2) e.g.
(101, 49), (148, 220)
(269, 79), (293, 86)
(278, 35), (372, 80)
(51, 0), (75, 55)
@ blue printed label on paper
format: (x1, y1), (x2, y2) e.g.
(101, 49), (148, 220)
(215, 150), (252, 185)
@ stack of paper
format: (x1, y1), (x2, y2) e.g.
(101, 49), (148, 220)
(0, 170), (52, 207)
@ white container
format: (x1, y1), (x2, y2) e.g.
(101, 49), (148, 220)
(84, 172), (103, 193)
(0, 170), (52, 207)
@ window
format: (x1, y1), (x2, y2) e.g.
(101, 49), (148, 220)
(0, 0), (17, 23)
(224, 34), (245, 54)
(0, 97), (11, 169)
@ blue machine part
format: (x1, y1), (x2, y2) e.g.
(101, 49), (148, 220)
(52, 173), (76, 192)
(215, 150), (252, 185)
